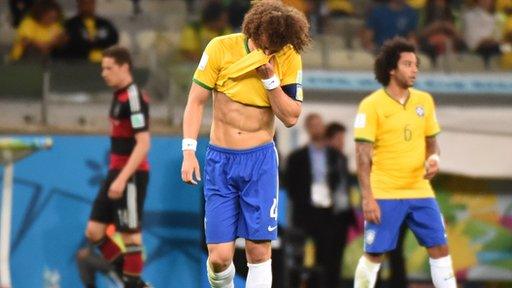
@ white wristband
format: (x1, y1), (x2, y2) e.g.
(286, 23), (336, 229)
(261, 75), (280, 90)
(182, 138), (197, 151)
(427, 154), (440, 164)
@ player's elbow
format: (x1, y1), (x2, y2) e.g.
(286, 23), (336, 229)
(283, 116), (298, 128)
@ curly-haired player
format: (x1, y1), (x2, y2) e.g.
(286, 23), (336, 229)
(180, 1), (310, 287)
(353, 37), (456, 288)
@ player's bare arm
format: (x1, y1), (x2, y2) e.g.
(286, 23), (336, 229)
(356, 141), (381, 224)
(181, 83), (209, 185)
(109, 131), (150, 199)
(256, 60), (301, 127)
(424, 135), (440, 180)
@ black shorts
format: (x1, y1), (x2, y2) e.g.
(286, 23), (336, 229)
(90, 169), (149, 233)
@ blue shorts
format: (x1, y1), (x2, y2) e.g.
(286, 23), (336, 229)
(204, 142), (279, 244)
(364, 198), (447, 253)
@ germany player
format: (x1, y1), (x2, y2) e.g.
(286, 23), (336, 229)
(85, 46), (150, 288)
(353, 37), (457, 288)
(181, 1), (310, 287)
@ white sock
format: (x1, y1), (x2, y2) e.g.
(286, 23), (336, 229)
(246, 259), (272, 288)
(430, 256), (457, 288)
(207, 259), (235, 288)
(354, 255), (381, 288)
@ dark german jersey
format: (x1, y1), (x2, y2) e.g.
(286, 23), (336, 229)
(109, 83), (149, 171)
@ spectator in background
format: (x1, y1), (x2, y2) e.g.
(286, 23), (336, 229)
(325, 122), (355, 288)
(8, 0), (35, 27)
(179, 0), (231, 62)
(286, 114), (349, 288)
(362, 0), (418, 52)
(499, 2), (512, 68)
(327, 0), (355, 17)
(9, 0), (66, 62)
(56, 0), (118, 63)
(419, 0), (466, 66)
(463, 0), (506, 67)
(407, 0), (427, 10)
(226, 0), (250, 31)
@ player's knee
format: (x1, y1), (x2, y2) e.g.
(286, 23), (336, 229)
(76, 247), (90, 260)
(85, 226), (104, 243)
(427, 245), (449, 259)
(121, 232), (142, 246)
(208, 252), (233, 272)
(246, 242), (271, 264)
(365, 252), (384, 263)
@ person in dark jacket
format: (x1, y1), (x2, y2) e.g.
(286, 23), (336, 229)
(286, 114), (352, 288)
(57, 0), (118, 62)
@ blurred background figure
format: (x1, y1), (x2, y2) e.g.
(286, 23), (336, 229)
(8, 0), (35, 27)
(55, 0), (118, 63)
(9, 0), (66, 62)
(226, 0), (250, 32)
(286, 114), (352, 288)
(419, 0), (466, 67)
(362, 0), (418, 52)
(463, 0), (505, 68)
(325, 121), (355, 288)
(178, 0), (231, 62)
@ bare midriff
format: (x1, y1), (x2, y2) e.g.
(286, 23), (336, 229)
(210, 91), (275, 149)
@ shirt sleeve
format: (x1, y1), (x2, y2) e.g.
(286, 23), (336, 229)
(425, 94), (441, 137)
(280, 49), (303, 101)
(127, 85), (149, 133)
(354, 98), (378, 142)
(192, 38), (222, 90)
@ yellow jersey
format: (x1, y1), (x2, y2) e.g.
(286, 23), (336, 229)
(354, 88), (441, 199)
(10, 16), (63, 61)
(192, 33), (303, 107)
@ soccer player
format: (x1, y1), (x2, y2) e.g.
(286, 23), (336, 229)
(85, 46), (150, 288)
(180, 1), (310, 287)
(353, 37), (457, 288)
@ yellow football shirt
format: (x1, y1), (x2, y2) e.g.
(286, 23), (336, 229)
(354, 88), (441, 199)
(192, 33), (303, 107)
(10, 16), (63, 61)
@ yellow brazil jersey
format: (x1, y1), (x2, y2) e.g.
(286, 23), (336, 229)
(10, 16), (63, 61)
(353, 88), (441, 199)
(192, 33), (303, 107)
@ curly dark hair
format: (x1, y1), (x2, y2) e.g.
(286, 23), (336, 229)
(242, 0), (311, 53)
(374, 37), (417, 86)
(30, 0), (62, 22)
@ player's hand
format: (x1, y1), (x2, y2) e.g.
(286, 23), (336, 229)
(182, 151), (201, 185)
(424, 155), (440, 180)
(108, 177), (126, 199)
(255, 57), (275, 79)
(362, 196), (381, 224)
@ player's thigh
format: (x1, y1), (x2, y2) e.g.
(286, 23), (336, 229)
(238, 148), (279, 241)
(364, 200), (409, 253)
(89, 170), (118, 228)
(113, 171), (148, 233)
(245, 239), (271, 264)
(203, 150), (240, 244)
(406, 198), (447, 248)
